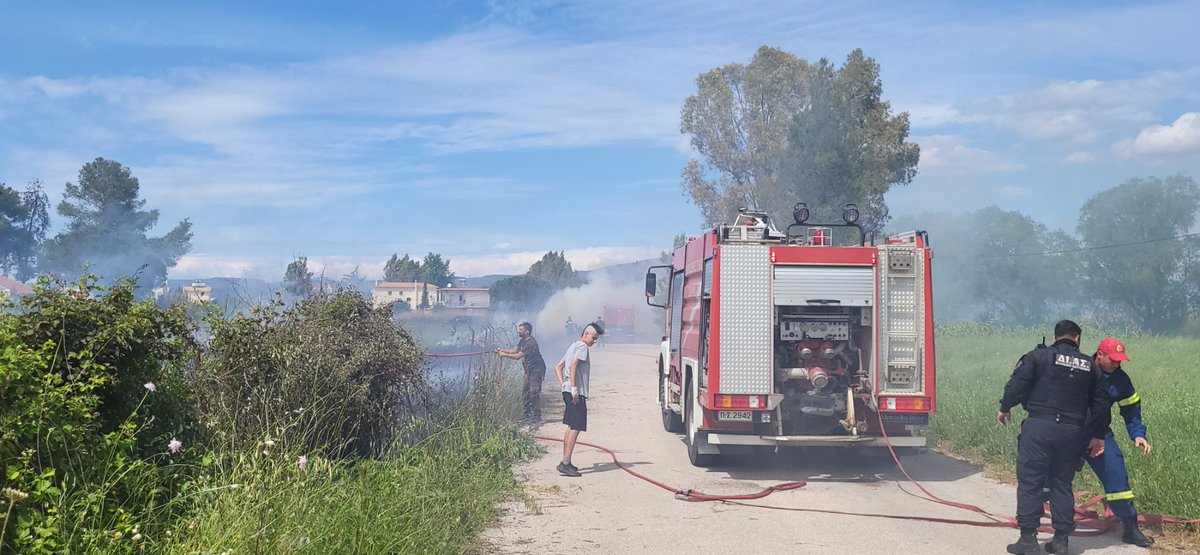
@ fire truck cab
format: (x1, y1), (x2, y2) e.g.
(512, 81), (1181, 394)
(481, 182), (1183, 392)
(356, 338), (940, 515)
(646, 205), (935, 466)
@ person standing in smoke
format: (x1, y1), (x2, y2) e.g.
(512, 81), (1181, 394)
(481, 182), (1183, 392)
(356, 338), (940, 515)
(496, 322), (547, 421)
(553, 322), (603, 477)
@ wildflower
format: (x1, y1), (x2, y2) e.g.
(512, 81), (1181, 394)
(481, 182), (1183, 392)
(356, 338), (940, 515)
(298, 455), (308, 471)
(132, 533), (143, 541)
(168, 439), (182, 453)
(143, 382), (156, 393)
(263, 439), (275, 447)
(3, 487), (29, 503)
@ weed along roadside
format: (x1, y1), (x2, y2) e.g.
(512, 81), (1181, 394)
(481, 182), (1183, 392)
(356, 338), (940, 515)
(1, 279), (536, 554)
(926, 323), (1200, 544)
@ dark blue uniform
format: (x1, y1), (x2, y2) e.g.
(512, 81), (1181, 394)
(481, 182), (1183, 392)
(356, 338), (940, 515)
(1000, 339), (1111, 535)
(1085, 367), (1146, 518)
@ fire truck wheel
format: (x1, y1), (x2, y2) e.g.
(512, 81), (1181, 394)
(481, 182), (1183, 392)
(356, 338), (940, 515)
(684, 384), (719, 467)
(660, 364), (683, 433)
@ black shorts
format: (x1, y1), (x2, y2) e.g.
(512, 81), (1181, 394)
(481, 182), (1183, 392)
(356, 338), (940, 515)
(562, 391), (588, 431)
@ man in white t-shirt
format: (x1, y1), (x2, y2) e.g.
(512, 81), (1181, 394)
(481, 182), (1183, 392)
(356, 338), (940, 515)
(553, 322), (604, 477)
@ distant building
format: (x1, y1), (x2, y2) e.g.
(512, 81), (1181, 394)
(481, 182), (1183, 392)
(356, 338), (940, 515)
(0, 276), (34, 298)
(372, 281), (439, 308)
(436, 287), (490, 310)
(182, 282), (212, 304)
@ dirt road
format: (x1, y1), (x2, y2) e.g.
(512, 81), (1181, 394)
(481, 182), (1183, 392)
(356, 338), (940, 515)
(482, 344), (1146, 554)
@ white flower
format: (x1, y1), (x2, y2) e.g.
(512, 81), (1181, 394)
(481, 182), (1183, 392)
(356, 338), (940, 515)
(298, 455), (308, 471)
(132, 533), (143, 541)
(143, 382), (156, 393)
(168, 439), (182, 453)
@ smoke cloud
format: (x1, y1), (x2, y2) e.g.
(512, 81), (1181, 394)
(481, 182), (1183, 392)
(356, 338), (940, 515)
(534, 270), (663, 343)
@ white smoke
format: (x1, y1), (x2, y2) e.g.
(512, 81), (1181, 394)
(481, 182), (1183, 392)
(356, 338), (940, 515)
(534, 271), (664, 343)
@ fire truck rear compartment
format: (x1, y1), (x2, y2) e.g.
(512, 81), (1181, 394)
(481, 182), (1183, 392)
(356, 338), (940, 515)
(773, 305), (868, 436)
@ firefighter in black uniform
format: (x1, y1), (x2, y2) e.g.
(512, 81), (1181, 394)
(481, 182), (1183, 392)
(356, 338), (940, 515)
(998, 320), (1111, 555)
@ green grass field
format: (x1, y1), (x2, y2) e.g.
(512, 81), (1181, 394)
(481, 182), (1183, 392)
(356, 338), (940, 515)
(927, 323), (1200, 520)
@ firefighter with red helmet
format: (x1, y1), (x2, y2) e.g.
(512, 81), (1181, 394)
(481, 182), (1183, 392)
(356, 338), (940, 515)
(1070, 337), (1154, 549)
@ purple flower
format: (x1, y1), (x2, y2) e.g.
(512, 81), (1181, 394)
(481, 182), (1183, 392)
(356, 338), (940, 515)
(144, 382), (156, 393)
(168, 439), (182, 453)
(298, 455), (308, 471)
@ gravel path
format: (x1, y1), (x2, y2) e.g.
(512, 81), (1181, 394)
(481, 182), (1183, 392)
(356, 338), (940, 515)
(481, 343), (1150, 554)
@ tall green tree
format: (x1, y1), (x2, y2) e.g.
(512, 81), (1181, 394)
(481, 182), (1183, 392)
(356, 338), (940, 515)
(0, 180), (50, 279)
(681, 46), (811, 227)
(39, 158), (192, 290)
(489, 274), (553, 311)
(418, 252), (455, 287)
(681, 46), (917, 234)
(891, 209), (1079, 325)
(383, 253), (421, 282)
(1077, 175), (1200, 332)
(780, 50), (919, 234)
(527, 251), (582, 288)
(965, 207), (1080, 325)
(284, 256), (314, 298)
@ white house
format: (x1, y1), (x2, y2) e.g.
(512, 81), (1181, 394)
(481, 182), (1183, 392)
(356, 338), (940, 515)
(182, 282), (212, 304)
(372, 281), (439, 308)
(436, 287), (490, 309)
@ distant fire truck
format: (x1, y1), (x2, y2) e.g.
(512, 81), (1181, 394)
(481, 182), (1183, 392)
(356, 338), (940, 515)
(645, 204), (935, 466)
(601, 304), (635, 342)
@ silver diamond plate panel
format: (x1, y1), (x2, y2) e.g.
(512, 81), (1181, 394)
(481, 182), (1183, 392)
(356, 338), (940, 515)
(717, 244), (773, 394)
(877, 246), (926, 394)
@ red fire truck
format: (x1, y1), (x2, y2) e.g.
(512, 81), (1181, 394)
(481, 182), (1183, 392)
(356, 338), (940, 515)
(645, 204), (935, 466)
(601, 304), (635, 342)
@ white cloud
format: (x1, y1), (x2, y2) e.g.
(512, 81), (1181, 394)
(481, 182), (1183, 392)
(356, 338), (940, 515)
(675, 134), (699, 159)
(999, 186), (1030, 198)
(904, 103), (984, 128)
(915, 135), (1023, 173)
(171, 254), (273, 280)
(1063, 151), (1093, 164)
(450, 245), (661, 277)
(170, 245), (661, 281)
(940, 71), (1196, 148)
(1126, 112), (1200, 155)
(172, 253), (388, 282)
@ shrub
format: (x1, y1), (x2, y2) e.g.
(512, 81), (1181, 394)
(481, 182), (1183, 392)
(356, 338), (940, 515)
(196, 290), (426, 456)
(0, 276), (198, 552)
(164, 357), (536, 554)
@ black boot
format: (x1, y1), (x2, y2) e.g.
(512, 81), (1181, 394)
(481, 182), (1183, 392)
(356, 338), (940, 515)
(1122, 517), (1154, 547)
(1006, 530), (1040, 555)
(1043, 532), (1068, 554)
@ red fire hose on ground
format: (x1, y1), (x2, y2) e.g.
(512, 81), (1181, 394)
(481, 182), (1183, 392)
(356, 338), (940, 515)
(432, 350), (1200, 536)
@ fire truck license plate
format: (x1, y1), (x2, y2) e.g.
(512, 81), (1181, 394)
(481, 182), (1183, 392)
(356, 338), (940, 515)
(718, 411), (753, 422)
(879, 413), (929, 425)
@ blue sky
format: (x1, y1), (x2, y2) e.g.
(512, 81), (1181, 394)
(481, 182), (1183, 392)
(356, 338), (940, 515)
(2, 0), (1199, 279)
